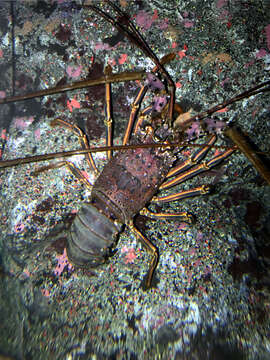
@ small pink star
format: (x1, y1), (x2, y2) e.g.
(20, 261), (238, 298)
(124, 248), (137, 264)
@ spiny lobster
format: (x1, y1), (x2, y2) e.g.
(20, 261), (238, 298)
(0, 0), (269, 289)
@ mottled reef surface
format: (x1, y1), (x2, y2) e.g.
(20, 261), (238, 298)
(0, 1), (270, 359)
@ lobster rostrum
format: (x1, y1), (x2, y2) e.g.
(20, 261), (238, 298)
(0, 1), (269, 289)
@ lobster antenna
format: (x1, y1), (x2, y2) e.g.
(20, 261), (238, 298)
(84, 0), (175, 123)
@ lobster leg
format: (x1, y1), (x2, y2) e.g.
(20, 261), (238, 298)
(152, 185), (210, 203)
(160, 146), (235, 190)
(50, 118), (98, 175)
(123, 85), (148, 145)
(124, 53), (177, 144)
(128, 221), (159, 289)
(32, 118), (100, 187)
(104, 65), (113, 160)
(133, 106), (153, 135)
(140, 207), (193, 223)
(32, 160), (93, 190)
(165, 135), (217, 179)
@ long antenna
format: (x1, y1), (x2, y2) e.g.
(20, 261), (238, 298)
(84, 0), (175, 123)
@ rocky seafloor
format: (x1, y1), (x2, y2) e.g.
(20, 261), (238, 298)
(0, 1), (269, 359)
